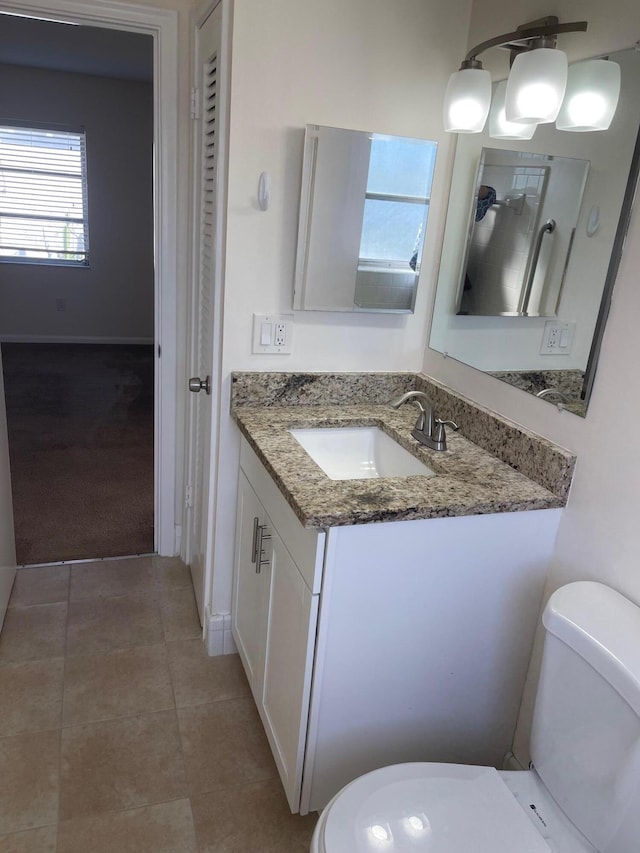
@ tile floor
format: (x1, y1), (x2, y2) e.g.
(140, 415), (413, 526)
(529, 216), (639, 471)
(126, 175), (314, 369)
(0, 556), (318, 852)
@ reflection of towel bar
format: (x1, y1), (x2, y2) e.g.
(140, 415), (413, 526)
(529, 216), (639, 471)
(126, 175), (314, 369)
(521, 219), (556, 315)
(493, 193), (526, 215)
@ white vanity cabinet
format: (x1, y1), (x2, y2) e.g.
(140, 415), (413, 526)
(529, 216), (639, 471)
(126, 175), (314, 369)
(232, 437), (562, 815)
(232, 443), (325, 812)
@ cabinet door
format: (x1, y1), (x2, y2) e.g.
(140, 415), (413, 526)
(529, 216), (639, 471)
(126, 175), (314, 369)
(259, 526), (319, 812)
(232, 472), (268, 694)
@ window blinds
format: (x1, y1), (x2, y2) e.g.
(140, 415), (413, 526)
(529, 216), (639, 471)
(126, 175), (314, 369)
(0, 125), (89, 264)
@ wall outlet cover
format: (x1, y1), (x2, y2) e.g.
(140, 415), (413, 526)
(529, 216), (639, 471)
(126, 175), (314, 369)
(252, 313), (293, 354)
(540, 320), (576, 355)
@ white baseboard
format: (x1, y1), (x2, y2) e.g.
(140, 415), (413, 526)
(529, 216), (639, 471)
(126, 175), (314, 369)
(0, 334), (154, 345)
(204, 609), (237, 657)
(173, 524), (182, 559)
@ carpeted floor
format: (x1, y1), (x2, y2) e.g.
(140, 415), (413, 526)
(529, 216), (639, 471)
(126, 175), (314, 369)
(1, 343), (154, 565)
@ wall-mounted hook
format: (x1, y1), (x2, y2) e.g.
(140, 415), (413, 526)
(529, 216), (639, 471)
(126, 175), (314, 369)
(258, 172), (271, 211)
(586, 205), (600, 237)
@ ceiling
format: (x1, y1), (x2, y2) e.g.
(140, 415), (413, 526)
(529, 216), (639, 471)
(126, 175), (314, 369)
(0, 12), (153, 82)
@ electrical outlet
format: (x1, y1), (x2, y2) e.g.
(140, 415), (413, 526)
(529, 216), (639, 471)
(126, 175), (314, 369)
(252, 314), (293, 354)
(540, 321), (575, 355)
(55, 297), (67, 312)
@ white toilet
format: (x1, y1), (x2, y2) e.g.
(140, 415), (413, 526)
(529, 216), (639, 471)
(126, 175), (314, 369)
(311, 581), (640, 852)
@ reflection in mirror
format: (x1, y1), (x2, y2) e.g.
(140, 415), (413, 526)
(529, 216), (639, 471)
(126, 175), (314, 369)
(429, 47), (640, 417)
(293, 125), (437, 313)
(458, 148), (589, 318)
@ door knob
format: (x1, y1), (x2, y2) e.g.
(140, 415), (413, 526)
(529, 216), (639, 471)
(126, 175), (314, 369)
(189, 376), (211, 395)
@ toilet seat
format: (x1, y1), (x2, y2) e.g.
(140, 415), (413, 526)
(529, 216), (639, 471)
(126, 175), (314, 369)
(312, 763), (551, 853)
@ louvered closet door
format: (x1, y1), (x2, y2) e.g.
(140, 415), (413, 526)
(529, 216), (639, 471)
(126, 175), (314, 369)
(187, 3), (222, 624)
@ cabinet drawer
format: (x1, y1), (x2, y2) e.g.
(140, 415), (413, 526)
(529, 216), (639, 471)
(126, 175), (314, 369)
(240, 438), (325, 593)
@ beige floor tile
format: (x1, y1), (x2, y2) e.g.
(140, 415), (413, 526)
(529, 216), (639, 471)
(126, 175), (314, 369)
(59, 710), (188, 821)
(191, 780), (318, 852)
(178, 697), (277, 795)
(159, 587), (202, 642)
(57, 799), (198, 853)
(63, 644), (174, 726)
(0, 658), (64, 736)
(167, 643), (250, 708)
(0, 825), (57, 853)
(152, 557), (193, 591)
(0, 603), (67, 665)
(69, 558), (154, 602)
(65, 594), (163, 657)
(9, 566), (69, 608)
(0, 730), (60, 836)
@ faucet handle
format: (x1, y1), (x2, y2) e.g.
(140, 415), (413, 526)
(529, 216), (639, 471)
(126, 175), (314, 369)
(433, 419), (459, 449)
(435, 419), (458, 431)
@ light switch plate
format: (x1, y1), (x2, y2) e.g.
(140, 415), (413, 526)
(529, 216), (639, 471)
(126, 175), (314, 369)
(252, 313), (293, 354)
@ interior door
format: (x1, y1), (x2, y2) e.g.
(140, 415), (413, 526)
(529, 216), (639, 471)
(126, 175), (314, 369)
(0, 347), (17, 629)
(185, 3), (223, 624)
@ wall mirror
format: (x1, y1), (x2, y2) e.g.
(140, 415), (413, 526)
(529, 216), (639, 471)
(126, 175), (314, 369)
(293, 124), (438, 313)
(430, 46), (640, 417)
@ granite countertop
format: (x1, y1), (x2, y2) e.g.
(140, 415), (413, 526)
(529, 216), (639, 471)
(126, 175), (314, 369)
(232, 403), (565, 529)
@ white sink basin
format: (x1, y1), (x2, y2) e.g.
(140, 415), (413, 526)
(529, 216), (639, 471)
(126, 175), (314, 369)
(289, 426), (436, 481)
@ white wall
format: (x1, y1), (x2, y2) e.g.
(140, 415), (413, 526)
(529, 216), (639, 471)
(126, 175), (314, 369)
(0, 63), (154, 341)
(209, 0), (473, 614)
(423, 0), (640, 760)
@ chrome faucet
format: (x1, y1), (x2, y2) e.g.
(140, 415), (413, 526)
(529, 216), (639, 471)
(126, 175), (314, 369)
(535, 388), (570, 404)
(390, 390), (458, 451)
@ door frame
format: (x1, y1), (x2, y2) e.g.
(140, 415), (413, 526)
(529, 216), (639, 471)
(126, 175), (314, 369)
(183, 0), (230, 617)
(0, 0), (180, 555)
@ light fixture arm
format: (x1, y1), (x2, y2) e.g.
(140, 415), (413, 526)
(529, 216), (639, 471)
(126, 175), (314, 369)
(463, 17), (588, 66)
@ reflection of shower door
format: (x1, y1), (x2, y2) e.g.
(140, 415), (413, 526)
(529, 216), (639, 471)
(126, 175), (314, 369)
(459, 147), (590, 318)
(460, 162), (548, 316)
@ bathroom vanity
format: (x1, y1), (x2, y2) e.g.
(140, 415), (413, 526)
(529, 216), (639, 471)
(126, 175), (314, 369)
(230, 372), (574, 815)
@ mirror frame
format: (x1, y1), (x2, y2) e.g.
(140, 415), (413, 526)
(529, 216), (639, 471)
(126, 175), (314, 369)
(583, 121), (640, 401)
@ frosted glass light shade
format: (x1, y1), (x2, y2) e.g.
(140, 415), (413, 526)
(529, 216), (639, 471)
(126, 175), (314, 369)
(443, 67), (492, 133)
(505, 48), (568, 124)
(489, 80), (537, 139)
(555, 59), (621, 131)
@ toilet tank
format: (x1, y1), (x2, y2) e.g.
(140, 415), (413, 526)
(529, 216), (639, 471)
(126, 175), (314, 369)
(530, 582), (640, 853)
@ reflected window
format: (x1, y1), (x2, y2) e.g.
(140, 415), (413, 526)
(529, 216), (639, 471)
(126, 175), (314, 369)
(359, 136), (437, 271)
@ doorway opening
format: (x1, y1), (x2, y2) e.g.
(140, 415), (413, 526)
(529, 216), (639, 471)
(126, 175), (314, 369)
(0, 3), (179, 564)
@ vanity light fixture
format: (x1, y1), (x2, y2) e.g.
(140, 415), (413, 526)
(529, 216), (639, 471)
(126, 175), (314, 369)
(504, 40), (568, 123)
(555, 58), (621, 131)
(443, 61), (492, 133)
(489, 80), (537, 140)
(444, 16), (593, 134)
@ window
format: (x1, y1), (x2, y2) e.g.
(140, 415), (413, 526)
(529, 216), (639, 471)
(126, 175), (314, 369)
(0, 124), (89, 265)
(358, 135), (437, 272)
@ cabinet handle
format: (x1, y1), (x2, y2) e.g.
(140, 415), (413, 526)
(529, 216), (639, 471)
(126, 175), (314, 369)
(251, 516), (260, 564)
(255, 524), (271, 574)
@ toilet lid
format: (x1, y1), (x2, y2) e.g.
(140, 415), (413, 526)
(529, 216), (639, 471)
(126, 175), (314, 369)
(321, 763), (551, 853)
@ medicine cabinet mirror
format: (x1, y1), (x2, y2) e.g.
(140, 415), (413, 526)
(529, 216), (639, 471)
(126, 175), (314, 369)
(429, 46), (640, 417)
(293, 124), (437, 313)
